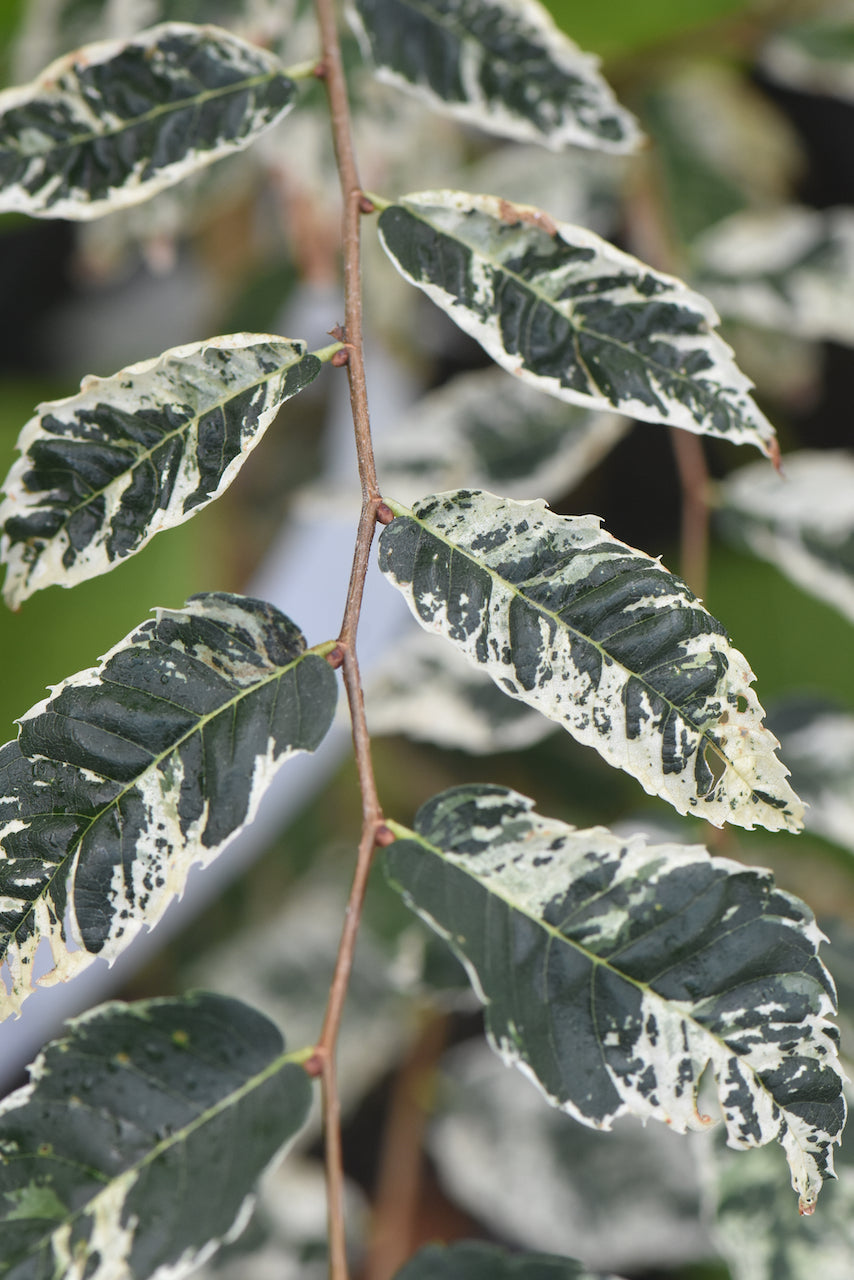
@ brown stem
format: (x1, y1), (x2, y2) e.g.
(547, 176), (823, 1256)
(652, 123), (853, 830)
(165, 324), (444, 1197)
(313, 3), (387, 1279)
(669, 428), (710, 599)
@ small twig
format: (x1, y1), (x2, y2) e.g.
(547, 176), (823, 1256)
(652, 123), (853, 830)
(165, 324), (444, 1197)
(669, 427), (710, 598)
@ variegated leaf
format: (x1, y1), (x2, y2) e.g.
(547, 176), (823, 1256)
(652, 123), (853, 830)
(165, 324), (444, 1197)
(378, 489), (802, 831)
(761, 15), (854, 103)
(393, 1241), (626, 1280)
(431, 1040), (709, 1271)
(0, 334), (324, 608)
(346, 0), (641, 154)
(376, 366), (628, 509)
(384, 785), (846, 1213)
(717, 450), (854, 625)
(0, 992), (313, 1280)
(0, 593), (337, 1021)
(770, 700), (854, 856)
(695, 207), (854, 346)
(0, 23), (301, 221)
(368, 629), (554, 754)
(377, 191), (778, 458)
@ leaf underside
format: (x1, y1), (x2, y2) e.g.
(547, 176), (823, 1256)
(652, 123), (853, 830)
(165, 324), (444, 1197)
(0, 334), (321, 607)
(718, 450), (854, 626)
(379, 489), (802, 831)
(0, 592), (337, 1021)
(393, 1240), (624, 1280)
(0, 992), (312, 1280)
(377, 190), (777, 457)
(347, 0), (642, 153)
(384, 785), (846, 1213)
(0, 22), (296, 220)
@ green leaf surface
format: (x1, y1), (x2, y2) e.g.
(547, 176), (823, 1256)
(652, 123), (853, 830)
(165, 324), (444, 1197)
(0, 991), (313, 1279)
(379, 489), (802, 831)
(384, 784), (846, 1213)
(377, 191), (778, 457)
(346, 0), (641, 153)
(0, 592), (337, 1021)
(0, 22), (298, 220)
(375, 365), (628, 509)
(695, 207), (854, 346)
(717, 450), (854, 627)
(0, 334), (321, 607)
(394, 1240), (625, 1280)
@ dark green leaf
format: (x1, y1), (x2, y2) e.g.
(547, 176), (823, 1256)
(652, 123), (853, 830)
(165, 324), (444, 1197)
(0, 593), (337, 1020)
(0, 992), (313, 1279)
(385, 784), (846, 1213)
(0, 334), (323, 606)
(347, 0), (641, 153)
(393, 1241), (624, 1280)
(379, 489), (802, 831)
(377, 191), (778, 456)
(0, 23), (299, 220)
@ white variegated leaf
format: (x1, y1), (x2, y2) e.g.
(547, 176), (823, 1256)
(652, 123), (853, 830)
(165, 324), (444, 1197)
(376, 366), (629, 508)
(702, 1101), (854, 1280)
(377, 191), (779, 458)
(0, 992), (313, 1280)
(384, 785), (846, 1213)
(642, 64), (802, 244)
(431, 1041), (709, 1271)
(0, 23), (302, 221)
(695, 207), (854, 346)
(770, 700), (854, 856)
(761, 15), (854, 103)
(0, 593), (337, 1021)
(346, 0), (641, 154)
(368, 628), (554, 754)
(0, 334), (325, 607)
(717, 450), (854, 625)
(379, 490), (803, 831)
(394, 1241), (626, 1280)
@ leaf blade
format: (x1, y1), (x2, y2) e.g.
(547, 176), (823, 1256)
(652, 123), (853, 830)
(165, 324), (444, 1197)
(0, 593), (337, 1020)
(0, 333), (321, 607)
(0, 992), (313, 1279)
(347, 0), (642, 154)
(393, 1240), (626, 1280)
(0, 22), (298, 221)
(378, 489), (802, 831)
(384, 785), (846, 1213)
(377, 190), (778, 457)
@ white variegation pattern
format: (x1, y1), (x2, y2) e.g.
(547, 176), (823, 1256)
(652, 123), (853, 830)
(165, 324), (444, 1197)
(0, 594), (337, 1020)
(718, 450), (854, 625)
(384, 786), (846, 1213)
(377, 191), (779, 458)
(0, 23), (300, 220)
(761, 15), (854, 103)
(695, 207), (854, 346)
(379, 489), (802, 831)
(376, 366), (629, 508)
(0, 993), (313, 1279)
(346, 0), (642, 154)
(0, 333), (324, 607)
